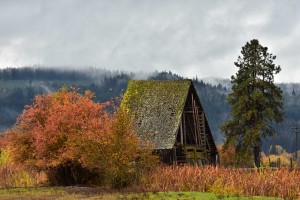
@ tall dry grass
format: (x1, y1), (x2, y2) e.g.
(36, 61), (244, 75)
(0, 163), (47, 187)
(141, 165), (300, 199)
(0, 149), (47, 187)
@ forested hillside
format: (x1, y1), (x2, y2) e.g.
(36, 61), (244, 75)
(0, 67), (299, 153)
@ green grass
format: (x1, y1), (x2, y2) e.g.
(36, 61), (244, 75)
(0, 187), (283, 200)
(126, 192), (282, 200)
(0, 187), (68, 200)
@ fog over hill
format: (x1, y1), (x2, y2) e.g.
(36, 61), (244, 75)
(0, 67), (300, 154)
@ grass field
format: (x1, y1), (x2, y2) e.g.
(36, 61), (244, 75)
(0, 187), (283, 200)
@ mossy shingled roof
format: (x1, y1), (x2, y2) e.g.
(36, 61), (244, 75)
(122, 80), (191, 149)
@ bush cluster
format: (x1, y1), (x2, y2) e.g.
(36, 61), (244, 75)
(0, 87), (158, 187)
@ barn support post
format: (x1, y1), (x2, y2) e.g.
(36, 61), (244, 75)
(183, 111), (187, 158)
(180, 120), (183, 145)
(195, 106), (200, 148)
(191, 94), (199, 147)
(173, 146), (177, 164)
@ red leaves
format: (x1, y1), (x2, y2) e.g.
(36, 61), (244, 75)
(1, 87), (158, 186)
(2, 87), (111, 169)
(217, 145), (237, 167)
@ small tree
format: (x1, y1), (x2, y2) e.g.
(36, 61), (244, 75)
(106, 105), (158, 188)
(2, 87), (111, 185)
(220, 39), (284, 167)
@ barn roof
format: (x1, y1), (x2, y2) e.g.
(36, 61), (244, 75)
(122, 80), (191, 149)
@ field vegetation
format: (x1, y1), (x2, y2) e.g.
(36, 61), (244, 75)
(141, 165), (298, 199)
(0, 149), (298, 200)
(0, 188), (280, 200)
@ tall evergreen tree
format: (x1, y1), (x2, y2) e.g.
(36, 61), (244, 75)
(220, 39), (284, 167)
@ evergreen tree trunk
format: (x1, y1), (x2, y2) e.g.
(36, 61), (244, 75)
(253, 145), (260, 168)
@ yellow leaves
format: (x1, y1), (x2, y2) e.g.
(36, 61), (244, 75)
(84, 90), (95, 99)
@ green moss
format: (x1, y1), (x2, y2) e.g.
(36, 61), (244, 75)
(122, 80), (191, 149)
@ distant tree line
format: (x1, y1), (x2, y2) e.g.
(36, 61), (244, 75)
(0, 67), (90, 81)
(0, 67), (300, 154)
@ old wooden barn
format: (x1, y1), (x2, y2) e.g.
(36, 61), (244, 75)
(122, 80), (218, 165)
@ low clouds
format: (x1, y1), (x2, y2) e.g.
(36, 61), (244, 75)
(0, 0), (300, 82)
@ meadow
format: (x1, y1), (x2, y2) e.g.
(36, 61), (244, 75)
(142, 165), (299, 199)
(0, 187), (283, 200)
(0, 162), (297, 199)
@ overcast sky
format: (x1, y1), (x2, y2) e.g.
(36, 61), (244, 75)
(0, 0), (299, 82)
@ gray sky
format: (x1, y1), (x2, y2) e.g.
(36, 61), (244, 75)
(0, 0), (299, 82)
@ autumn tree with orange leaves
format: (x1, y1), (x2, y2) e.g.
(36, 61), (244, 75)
(1, 87), (157, 186)
(217, 145), (254, 167)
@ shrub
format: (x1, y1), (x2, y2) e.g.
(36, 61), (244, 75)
(1, 87), (158, 187)
(1, 87), (111, 185)
(104, 105), (159, 188)
(217, 145), (253, 167)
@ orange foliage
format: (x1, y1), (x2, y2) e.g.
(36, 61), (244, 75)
(261, 151), (269, 164)
(217, 145), (236, 167)
(2, 87), (111, 170)
(1, 87), (158, 186)
(217, 145), (253, 167)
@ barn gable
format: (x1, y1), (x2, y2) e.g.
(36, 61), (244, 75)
(122, 80), (218, 165)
